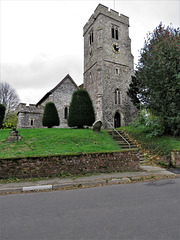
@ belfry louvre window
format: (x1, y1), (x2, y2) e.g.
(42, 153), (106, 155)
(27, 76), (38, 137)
(112, 26), (118, 40)
(89, 30), (94, 45)
(115, 89), (121, 105)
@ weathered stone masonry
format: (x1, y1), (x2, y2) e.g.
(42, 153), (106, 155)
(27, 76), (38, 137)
(17, 104), (44, 129)
(0, 151), (140, 179)
(17, 74), (78, 129)
(83, 4), (136, 128)
(171, 151), (180, 168)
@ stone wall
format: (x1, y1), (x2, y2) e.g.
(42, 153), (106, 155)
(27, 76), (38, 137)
(17, 75), (78, 129)
(0, 151), (140, 179)
(83, 4), (136, 128)
(38, 77), (78, 127)
(17, 104), (44, 129)
(171, 151), (180, 168)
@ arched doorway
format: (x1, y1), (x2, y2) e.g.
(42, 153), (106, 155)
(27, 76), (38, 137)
(114, 112), (121, 128)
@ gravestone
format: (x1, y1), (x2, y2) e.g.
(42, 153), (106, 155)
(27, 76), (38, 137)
(6, 127), (23, 143)
(93, 120), (102, 132)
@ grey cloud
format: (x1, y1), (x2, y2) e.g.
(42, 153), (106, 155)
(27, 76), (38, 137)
(1, 54), (83, 103)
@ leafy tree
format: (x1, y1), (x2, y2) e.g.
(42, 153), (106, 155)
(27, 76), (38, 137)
(68, 89), (95, 128)
(127, 76), (141, 109)
(127, 23), (180, 136)
(4, 113), (18, 128)
(0, 104), (6, 128)
(0, 82), (20, 119)
(42, 102), (60, 128)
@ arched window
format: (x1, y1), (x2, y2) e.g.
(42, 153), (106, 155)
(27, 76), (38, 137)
(89, 30), (94, 45)
(115, 89), (121, 105)
(115, 67), (119, 75)
(111, 26), (115, 38)
(115, 27), (118, 40)
(112, 26), (118, 40)
(64, 107), (68, 119)
(30, 119), (34, 126)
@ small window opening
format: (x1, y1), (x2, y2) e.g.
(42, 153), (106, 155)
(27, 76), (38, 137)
(118, 91), (120, 104)
(89, 30), (93, 45)
(115, 28), (118, 40)
(112, 26), (118, 40)
(115, 91), (117, 104)
(115, 89), (121, 105)
(112, 26), (115, 38)
(115, 68), (119, 75)
(64, 107), (68, 119)
(30, 119), (34, 126)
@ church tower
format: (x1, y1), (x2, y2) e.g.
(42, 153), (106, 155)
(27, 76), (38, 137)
(83, 4), (136, 128)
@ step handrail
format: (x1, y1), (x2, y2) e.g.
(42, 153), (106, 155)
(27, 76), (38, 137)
(105, 118), (131, 148)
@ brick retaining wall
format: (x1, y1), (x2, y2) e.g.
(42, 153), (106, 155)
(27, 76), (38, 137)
(0, 151), (140, 179)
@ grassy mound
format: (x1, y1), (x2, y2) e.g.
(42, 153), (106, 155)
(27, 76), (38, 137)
(0, 128), (121, 159)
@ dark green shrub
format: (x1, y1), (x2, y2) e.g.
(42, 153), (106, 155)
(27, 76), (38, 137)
(42, 102), (60, 128)
(68, 89), (95, 128)
(0, 104), (6, 128)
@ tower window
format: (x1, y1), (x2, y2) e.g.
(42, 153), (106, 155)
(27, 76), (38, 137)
(111, 26), (115, 38)
(115, 68), (119, 75)
(89, 30), (94, 45)
(115, 89), (121, 105)
(64, 107), (68, 119)
(112, 26), (118, 40)
(115, 28), (118, 40)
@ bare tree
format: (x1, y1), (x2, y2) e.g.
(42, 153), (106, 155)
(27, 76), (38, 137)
(0, 82), (20, 118)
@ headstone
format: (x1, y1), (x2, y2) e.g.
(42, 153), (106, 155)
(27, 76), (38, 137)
(6, 127), (23, 143)
(93, 120), (102, 132)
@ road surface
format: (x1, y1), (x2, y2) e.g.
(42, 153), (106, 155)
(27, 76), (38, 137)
(1, 178), (180, 240)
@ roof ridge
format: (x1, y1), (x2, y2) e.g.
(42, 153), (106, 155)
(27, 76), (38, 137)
(36, 74), (78, 106)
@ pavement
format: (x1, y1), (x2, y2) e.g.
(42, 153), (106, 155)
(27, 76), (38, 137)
(0, 165), (180, 195)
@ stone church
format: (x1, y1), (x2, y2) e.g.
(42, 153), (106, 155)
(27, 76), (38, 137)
(17, 4), (136, 129)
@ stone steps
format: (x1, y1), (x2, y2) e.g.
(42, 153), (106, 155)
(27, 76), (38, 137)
(107, 130), (137, 150)
(107, 129), (145, 164)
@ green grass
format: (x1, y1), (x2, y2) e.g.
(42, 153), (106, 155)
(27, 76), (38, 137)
(120, 126), (180, 156)
(0, 128), (121, 159)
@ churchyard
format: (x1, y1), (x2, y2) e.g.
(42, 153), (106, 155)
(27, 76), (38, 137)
(0, 128), (121, 159)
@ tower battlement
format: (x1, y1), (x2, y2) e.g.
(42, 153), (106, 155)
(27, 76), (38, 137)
(83, 4), (129, 35)
(18, 103), (43, 114)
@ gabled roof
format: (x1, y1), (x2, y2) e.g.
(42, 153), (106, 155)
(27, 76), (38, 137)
(36, 74), (78, 106)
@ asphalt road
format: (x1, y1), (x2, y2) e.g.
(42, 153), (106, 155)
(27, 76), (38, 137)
(0, 178), (180, 240)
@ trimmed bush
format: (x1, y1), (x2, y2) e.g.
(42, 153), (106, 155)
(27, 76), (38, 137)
(42, 102), (60, 128)
(68, 89), (95, 128)
(0, 104), (6, 128)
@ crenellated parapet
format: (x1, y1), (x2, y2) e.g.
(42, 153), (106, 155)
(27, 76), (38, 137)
(18, 103), (44, 114)
(17, 103), (44, 128)
(83, 4), (129, 35)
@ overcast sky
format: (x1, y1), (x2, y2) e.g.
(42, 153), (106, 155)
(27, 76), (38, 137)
(1, 0), (179, 104)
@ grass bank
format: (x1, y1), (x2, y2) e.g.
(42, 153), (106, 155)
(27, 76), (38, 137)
(120, 126), (180, 156)
(0, 128), (121, 159)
